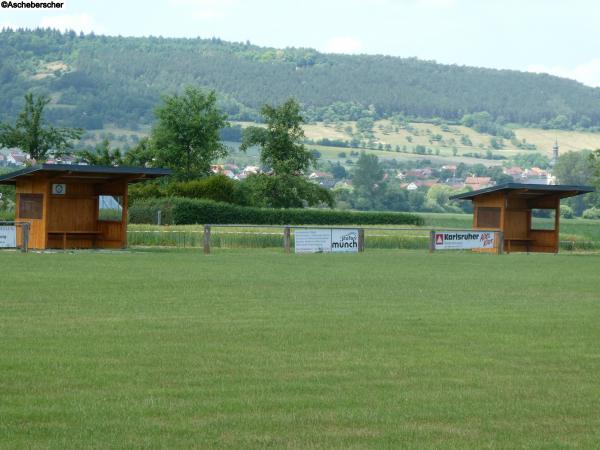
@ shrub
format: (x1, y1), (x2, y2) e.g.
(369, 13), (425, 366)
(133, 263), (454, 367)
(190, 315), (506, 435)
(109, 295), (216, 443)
(239, 174), (333, 208)
(560, 205), (574, 219)
(582, 207), (600, 219)
(166, 175), (235, 203)
(128, 182), (165, 203)
(0, 209), (15, 221)
(129, 197), (424, 226)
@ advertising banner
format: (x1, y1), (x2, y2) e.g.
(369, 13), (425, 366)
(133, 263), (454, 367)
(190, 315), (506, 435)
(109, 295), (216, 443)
(434, 231), (496, 250)
(331, 229), (359, 253)
(0, 226), (17, 248)
(295, 229), (360, 253)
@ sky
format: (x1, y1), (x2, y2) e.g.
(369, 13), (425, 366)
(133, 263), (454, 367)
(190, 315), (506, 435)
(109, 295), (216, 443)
(2, 0), (600, 87)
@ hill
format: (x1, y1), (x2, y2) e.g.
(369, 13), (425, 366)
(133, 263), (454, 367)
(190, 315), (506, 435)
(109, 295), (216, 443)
(2, 29), (600, 131)
(73, 119), (600, 170)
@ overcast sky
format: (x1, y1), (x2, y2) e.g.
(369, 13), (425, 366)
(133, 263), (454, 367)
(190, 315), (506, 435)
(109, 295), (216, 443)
(2, 0), (599, 86)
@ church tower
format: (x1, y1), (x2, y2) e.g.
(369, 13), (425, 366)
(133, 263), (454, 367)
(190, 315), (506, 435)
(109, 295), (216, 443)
(551, 139), (559, 166)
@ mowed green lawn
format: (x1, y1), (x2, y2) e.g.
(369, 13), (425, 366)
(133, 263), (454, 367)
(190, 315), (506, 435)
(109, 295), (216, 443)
(1, 249), (600, 449)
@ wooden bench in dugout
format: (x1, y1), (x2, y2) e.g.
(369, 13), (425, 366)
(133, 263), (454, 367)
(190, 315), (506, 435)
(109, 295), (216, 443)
(504, 236), (534, 254)
(47, 230), (103, 250)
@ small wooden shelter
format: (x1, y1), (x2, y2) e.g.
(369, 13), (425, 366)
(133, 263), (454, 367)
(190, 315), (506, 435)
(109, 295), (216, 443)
(451, 183), (593, 253)
(0, 164), (170, 250)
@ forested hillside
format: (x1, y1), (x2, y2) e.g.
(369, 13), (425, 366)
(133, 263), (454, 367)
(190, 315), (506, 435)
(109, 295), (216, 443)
(2, 28), (600, 130)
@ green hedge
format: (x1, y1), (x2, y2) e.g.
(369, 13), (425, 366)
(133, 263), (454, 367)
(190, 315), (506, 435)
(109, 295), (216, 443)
(129, 197), (424, 226)
(0, 210), (15, 221)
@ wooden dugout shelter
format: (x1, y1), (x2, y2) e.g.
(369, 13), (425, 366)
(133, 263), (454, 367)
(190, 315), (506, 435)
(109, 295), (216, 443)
(0, 164), (170, 250)
(451, 183), (594, 253)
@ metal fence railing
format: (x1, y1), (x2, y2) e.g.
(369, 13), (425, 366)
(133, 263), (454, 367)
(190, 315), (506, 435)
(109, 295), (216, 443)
(127, 225), (505, 254)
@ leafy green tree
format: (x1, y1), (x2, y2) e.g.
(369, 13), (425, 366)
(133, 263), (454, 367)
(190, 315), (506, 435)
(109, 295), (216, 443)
(425, 184), (458, 212)
(330, 162), (347, 179)
(555, 150), (594, 185)
(558, 150), (597, 215)
(123, 138), (157, 167)
(356, 117), (375, 134)
(241, 99), (331, 208)
(78, 139), (123, 166)
(510, 152), (550, 169)
(0, 93), (82, 161)
(352, 152), (384, 204)
(241, 98), (313, 175)
(239, 174), (333, 208)
(152, 87), (228, 180)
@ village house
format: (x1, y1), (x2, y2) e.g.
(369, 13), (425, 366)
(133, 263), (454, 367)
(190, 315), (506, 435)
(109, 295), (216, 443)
(402, 180), (439, 190)
(521, 167), (550, 185)
(405, 168), (433, 179)
(464, 176), (493, 191)
(444, 177), (465, 189)
(7, 151), (29, 167)
(503, 166), (524, 181)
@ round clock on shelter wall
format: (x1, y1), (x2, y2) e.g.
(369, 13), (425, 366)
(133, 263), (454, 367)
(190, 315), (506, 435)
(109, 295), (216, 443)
(52, 184), (66, 195)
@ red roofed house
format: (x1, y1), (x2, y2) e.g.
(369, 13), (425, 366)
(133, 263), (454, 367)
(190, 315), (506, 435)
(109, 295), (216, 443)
(465, 176), (493, 191)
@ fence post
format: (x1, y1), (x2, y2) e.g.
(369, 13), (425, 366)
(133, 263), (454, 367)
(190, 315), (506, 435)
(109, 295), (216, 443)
(203, 225), (211, 255)
(21, 222), (29, 253)
(358, 228), (365, 252)
(283, 226), (291, 254)
(497, 231), (504, 255)
(157, 210), (162, 226)
(429, 230), (435, 253)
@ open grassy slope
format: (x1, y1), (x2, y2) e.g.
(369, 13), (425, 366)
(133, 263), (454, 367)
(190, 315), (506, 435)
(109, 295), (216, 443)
(2, 249), (600, 448)
(77, 120), (600, 169)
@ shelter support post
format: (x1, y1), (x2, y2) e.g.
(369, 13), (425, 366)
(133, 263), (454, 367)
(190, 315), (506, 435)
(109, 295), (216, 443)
(21, 222), (29, 253)
(429, 230), (435, 253)
(358, 228), (365, 252)
(203, 225), (211, 255)
(555, 197), (560, 254)
(497, 231), (504, 255)
(283, 226), (291, 254)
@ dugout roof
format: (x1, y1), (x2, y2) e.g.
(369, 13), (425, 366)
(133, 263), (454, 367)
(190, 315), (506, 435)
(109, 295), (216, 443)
(0, 164), (171, 185)
(450, 183), (594, 201)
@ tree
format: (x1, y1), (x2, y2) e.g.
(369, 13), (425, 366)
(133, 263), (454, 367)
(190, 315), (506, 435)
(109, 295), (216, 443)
(123, 138), (157, 167)
(352, 152), (384, 204)
(330, 162), (347, 179)
(554, 150), (594, 185)
(152, 87), (228, 180)
(78, 139), (123, 166)
(240, 173), (333, 208)
(560, 150), (598, 215)
(240, 99), (331, 208)
(0, 93), (82, 161)
(241, 98), (313, 175)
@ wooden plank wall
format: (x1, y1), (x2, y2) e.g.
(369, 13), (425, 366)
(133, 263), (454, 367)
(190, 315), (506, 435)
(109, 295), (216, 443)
(15, 176), (49, 249)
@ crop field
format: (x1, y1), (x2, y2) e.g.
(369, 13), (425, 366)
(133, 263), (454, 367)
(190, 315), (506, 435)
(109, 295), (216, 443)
(2, 249), (600, 449)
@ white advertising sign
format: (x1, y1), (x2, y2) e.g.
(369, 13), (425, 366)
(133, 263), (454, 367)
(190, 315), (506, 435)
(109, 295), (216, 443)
(331, 229), (359, 253)
(0, 226), (17, 248)
(434, 231), (496, 250)
(295, 229), (359, 253)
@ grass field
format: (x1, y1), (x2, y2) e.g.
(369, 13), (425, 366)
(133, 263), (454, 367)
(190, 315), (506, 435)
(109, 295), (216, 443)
(2, 249), (600, 448)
